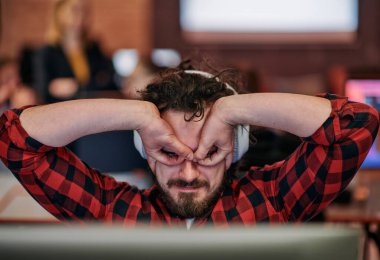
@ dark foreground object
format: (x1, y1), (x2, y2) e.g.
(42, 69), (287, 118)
(0, 224), (360, 260)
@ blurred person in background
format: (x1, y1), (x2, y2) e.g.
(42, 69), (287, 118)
(122, 55), (163, 99)
(34, 0), (117, 104)
(0, 58), (38, 114)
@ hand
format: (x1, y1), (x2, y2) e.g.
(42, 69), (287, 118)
(194, 98), (235, 168)
(49, 78), (78, 99)
(137, 104), (193, 170)
(11, 85), (38, 107)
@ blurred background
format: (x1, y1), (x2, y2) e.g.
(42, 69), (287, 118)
(0, 0), (380, 258)
(2, 0), (380, 96)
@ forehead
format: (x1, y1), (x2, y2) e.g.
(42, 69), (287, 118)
(161, 109), (210, 151)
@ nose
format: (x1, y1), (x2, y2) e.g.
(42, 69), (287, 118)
(179, 160), (200, 182)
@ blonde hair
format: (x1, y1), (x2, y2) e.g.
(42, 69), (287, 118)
(45, 0), (88, 45)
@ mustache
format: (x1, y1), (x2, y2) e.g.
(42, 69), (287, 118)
(167, 179), (210, 189)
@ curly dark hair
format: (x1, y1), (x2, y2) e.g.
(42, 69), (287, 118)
(140, 61), (241, 121)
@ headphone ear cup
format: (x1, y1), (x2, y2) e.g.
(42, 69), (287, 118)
(133, 130), (147, 159)
(233, 125), (250, 163)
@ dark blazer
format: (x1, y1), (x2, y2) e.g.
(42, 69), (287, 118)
(35, 42), (118, 103)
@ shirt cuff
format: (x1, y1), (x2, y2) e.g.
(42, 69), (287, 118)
(302, 93), (354, 146)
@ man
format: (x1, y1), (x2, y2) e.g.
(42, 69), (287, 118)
(0, 66), (378, 228)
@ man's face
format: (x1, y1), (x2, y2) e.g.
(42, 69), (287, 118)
(153, 109), (227, 218)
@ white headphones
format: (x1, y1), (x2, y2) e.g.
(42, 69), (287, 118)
(133, 70), (250, 163)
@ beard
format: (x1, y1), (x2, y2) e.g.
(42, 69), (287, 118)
(156, 177), (226, 219)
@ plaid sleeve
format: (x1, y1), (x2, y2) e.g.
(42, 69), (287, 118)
(246, 93), (380, 221)
(0, 107), (135, 221)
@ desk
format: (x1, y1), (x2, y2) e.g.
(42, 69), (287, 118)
(326, 170), (380, 223)
(326, 170), (380, 260)
(0, 172), (58, 223)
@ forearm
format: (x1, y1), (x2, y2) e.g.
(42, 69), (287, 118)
(217, 93), (332, 137)
(20, 99), (155, 147)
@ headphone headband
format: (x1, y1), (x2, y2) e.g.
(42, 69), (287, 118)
(183, 70), (238, 95)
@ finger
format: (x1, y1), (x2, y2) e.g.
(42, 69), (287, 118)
(194, 140), (213, 161)
(165, 136), (194, 161)
(149, 150), (185, 166)
(198, 148), (231, 167)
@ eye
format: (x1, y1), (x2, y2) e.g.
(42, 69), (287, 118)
(161, 149), (178, 159)
(206, 146), (218, 159)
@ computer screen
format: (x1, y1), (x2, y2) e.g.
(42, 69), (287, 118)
(345, 79), (380, 169)
(180, 0), (358, 43)
(0, 224), (360, 260)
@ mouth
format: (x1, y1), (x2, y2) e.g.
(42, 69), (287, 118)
(167, 179), (210, 193)
(172, 185), (205, 192)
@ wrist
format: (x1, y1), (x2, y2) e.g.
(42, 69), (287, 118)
(136, 101), (160, 131)
(213, 96), (238, 126)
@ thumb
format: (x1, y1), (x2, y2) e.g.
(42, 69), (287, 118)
(194, 139), (213, 161)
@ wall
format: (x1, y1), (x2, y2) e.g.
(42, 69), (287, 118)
(0, 0), (153, 58)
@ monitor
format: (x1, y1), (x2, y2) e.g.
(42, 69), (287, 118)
(345, 79), (380, 169)
(180, 0), (358, 44)
(0, 224), (360, 260)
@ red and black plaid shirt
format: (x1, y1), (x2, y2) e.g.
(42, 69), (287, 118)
(0, 94), (379, 227)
